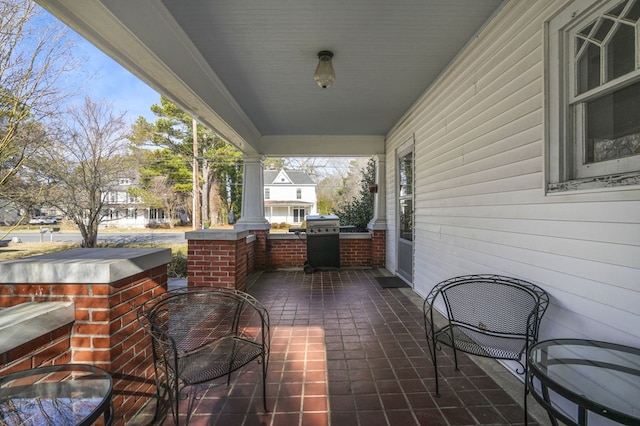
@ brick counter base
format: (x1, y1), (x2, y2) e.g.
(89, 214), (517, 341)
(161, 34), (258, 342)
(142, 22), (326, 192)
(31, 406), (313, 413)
(0, 248), (171, 426)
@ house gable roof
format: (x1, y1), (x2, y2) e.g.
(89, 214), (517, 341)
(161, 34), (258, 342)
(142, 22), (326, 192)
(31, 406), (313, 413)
(264, 169), (315, 185)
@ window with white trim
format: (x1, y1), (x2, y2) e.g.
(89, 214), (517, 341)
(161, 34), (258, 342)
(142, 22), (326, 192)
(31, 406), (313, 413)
(293, 208), (306, 223)
(547, 0), (640, 191)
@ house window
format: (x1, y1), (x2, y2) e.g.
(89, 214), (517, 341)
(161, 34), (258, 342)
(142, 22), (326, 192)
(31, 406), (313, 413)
(398, 152), (413, 242)
(547, 0), (640, 191)
(296, 189), (302, 199)
(265, 188), (270, 200)
(293, 208), (305, 223)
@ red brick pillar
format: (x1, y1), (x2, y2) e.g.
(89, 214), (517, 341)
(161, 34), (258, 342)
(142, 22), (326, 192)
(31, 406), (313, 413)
(235, 236), (250, 291)
(186, 229), (252, 290)
(252, 229), (269, 270)
(370, 229), (386, 268)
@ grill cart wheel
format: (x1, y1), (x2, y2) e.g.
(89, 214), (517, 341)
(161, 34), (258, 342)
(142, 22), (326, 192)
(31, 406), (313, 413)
(303, 262), (314, 274)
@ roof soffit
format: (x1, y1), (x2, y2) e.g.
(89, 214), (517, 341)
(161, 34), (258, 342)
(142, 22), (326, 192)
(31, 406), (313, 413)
(37, 0), (505, 156)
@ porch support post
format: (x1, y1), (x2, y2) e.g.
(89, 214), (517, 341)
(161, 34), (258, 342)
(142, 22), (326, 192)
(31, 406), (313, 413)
(235, 154), (270, 231)
(368, 154), (387, 230)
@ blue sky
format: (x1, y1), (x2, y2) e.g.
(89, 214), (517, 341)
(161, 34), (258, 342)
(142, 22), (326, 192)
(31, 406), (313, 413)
(31, 2), (160, 126)
(28, 6), (161, 125)
(69, 31), (161, 124)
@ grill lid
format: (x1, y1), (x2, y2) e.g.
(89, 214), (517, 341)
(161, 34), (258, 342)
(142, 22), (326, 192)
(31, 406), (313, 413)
(305, 214), (340, 227)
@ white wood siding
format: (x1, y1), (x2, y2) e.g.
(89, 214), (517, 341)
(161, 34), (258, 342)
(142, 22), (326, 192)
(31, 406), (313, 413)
(266, 185), (316, 204)
(386, 0), (640, 351)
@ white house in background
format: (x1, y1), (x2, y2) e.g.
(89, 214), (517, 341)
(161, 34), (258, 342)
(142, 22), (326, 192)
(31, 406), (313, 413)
(101, 177), (172, 229)
(101, 177), (147, 228)
(264, 169), (317, 225)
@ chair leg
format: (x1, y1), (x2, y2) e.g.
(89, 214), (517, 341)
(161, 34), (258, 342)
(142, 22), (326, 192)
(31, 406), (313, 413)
(523, 371), (528, 426)
(156, 366), (180, 426)
(432, 343), (440, 396)
(152, 379), (173, 425)
(523, 342), (529, 426)
(261, 353), (268, 412)
(185, 386), (200, 426)
(166, 376), (179, 426)
(451, 346), (460, 370)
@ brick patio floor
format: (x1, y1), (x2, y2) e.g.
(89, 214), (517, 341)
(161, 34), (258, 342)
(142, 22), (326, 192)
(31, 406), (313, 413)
(148, 269), (547, 425)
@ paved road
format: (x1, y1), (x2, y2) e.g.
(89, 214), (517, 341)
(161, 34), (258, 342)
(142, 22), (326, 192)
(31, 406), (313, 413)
(4, 230), (187, 245)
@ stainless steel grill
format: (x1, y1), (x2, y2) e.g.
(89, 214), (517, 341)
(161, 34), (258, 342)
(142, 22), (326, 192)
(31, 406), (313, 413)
(304, 214), (340, 273)
(305, 214), (340, 234)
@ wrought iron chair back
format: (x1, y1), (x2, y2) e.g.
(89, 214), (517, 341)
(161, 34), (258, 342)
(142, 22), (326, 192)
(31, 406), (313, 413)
(423, 274), (549, 426)
(138, 286), (270, 425)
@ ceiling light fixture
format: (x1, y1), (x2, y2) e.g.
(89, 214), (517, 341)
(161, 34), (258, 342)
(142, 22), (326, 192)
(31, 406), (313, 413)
(314, 50), (335, 89)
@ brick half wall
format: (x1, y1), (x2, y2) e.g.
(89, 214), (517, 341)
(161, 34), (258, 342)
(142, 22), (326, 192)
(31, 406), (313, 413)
(267, 232), (383, 269)
(184, 229), (387, 278)
(0, 248), (171, 426)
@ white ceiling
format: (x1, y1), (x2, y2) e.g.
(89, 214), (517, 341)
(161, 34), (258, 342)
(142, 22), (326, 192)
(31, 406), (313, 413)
(38, 0), (504, 156)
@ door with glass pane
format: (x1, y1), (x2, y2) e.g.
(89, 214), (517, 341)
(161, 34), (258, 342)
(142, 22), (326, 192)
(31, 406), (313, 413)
(397, 150), (413, 283)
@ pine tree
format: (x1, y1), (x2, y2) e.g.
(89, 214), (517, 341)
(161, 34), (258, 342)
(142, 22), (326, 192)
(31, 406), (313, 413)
(334, 157), (375, 230)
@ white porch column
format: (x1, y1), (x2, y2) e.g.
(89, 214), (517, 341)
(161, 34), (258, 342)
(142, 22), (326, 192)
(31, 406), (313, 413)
(368, 154), (387, 230)
(235, 154), (270, 231)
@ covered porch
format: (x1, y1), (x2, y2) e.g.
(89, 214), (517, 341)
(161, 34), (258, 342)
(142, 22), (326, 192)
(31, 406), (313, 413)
(0, 248), (550, 425)
(28, 0), (640, 424)
(133, 269), (549, 426)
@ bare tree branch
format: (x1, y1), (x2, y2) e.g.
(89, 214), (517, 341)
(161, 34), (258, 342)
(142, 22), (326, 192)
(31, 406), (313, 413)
(42, 97), (131, 247)
(0, 0), (80, 238)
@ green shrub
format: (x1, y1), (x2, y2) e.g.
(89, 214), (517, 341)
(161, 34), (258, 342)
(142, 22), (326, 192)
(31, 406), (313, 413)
(334, 157), (375, 231)
(168, 251), (188, 277)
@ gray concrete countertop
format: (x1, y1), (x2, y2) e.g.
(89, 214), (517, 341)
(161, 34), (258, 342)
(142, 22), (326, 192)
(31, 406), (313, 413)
(0, 248), (171, 284)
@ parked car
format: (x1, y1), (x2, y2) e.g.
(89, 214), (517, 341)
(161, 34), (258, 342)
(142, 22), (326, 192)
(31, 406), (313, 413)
(28, 216), (58, 225)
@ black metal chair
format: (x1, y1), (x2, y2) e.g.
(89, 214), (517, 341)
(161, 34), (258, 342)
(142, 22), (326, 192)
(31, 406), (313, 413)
(423, 274), (549, 426)
(138, 286), (270, 425)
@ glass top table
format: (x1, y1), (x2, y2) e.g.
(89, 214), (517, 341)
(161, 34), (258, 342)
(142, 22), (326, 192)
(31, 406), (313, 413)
(0, 364), (113, 426)
(528, 339), (640, 426)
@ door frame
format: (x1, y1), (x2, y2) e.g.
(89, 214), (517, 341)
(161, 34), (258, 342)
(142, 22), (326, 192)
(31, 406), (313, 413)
(396, 138), (414, 284)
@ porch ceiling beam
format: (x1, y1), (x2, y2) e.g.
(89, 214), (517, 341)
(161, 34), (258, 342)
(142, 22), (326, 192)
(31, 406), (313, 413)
(259, 135), (385, 157)
(37, 0), (262, 154)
